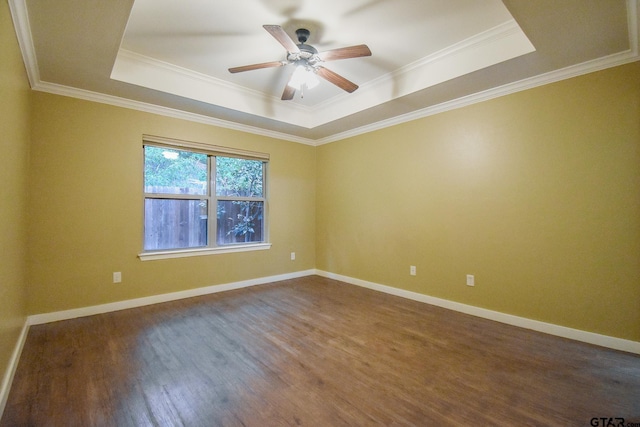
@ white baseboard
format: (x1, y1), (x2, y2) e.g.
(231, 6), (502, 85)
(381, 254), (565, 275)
(0, 320), (29, 418)
(28, 269), (316, 326)
(24, 267), (640, 355)
(316, 270), (640, 355)
(3, 269), (638, 421)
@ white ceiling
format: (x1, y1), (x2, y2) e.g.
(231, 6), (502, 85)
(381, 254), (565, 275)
(9, 0), (639, 144)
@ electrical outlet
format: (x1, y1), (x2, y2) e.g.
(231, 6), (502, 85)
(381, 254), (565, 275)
(466, 274), (475, 286)
(113, 272), (122, 283)
(410, 265), (416, 276)
(290, 252), (296, 261)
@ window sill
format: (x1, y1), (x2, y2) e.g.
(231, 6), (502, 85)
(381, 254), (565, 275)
(138, 243), (271, 261)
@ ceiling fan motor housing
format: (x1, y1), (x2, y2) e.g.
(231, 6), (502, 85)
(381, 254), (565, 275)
(295, 28), (310, 43)
(288, 30), (320, 64)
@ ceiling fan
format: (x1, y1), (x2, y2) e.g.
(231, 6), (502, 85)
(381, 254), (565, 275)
(229, 25), (372, 100)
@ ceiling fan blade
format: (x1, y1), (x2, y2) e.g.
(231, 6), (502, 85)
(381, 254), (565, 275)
(263, 25), (300, 53)
(228, 61), (286, 73)
(281, 84), (295, 100)
(316, 66), (359, 93)
(318, 44), (372, 62)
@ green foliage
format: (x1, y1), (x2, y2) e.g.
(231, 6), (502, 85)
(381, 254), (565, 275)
(215, 157), (264, 242)
(216, 157), (263, 197)
(145, 146), (265, 244)
(228, 201), (262, 240)
(144, 146), (207, 193)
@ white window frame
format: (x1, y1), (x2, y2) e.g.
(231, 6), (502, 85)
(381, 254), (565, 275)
(138, 135), (270, 261)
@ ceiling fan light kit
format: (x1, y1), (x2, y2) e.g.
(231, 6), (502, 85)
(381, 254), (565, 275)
(288, 65), (320, 91)
(228, 25), (371, 101)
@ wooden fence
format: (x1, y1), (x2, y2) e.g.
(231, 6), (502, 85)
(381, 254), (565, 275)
(144, 186), (263, 250)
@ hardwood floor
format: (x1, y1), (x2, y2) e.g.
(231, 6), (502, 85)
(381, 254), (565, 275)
(2, 275), (639, 426)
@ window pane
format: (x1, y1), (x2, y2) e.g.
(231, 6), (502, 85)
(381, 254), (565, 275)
(216, 201), (263, 245)
(144, 146), (207, 195)
(144, 199), (208, 250)
(216, 157), (263, 197)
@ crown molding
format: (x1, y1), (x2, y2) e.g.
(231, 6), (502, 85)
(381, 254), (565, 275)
(8, 0), (39, 87)
(111, 49), (317, 128)
(32, 81), (317, 145)
(9, 0), (639, 146)
(306, 19), (535, 128)
(110, 18), (534, 129)
(318, 52), (640, 146)
(31, 40), (640, 148)
(317, 0), (640, 145)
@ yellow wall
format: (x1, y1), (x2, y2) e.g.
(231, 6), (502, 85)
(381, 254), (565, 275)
(0, 0), (30, 394)
(317, 62), (640, 342)
(4, 4), (639, 355)
(27, 93), (316, 314)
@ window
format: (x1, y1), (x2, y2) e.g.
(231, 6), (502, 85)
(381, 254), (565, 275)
(141, 135), (269, 259)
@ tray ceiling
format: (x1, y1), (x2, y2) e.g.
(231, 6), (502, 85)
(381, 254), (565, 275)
(10, 0), (639, 144)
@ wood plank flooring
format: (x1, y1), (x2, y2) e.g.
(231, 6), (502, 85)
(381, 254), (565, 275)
(2, 275), (639, 426)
